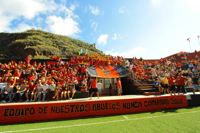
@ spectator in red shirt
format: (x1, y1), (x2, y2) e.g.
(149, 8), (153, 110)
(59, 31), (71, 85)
(26, 81), (36, 101)
(89, 78), (99, 99)
(25, 55), (31, 65)
(176, 74), (187, 94)
(116, 78), (122, 96)
(168, 75), (176, 96)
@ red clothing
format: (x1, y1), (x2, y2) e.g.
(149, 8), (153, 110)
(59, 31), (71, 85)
(14, 71), (21, 77)
(168, 77), (176, 85)
(25, 56), (31, 64)
(5, 71), (11, 77)
(91, 79), (97, 88)
(176, 62), (182, 68)
(59, 80), (65, 86)
(116, 80), (122, 89)
(29, 84), (36, 91)
(47, 78), (53, 85)
(77, 76), (83, 82)
(9, 79), (15, 86)
(81, 67), (86, 73)
(176, 76), (186, 86)
(28, 75), (36, 81)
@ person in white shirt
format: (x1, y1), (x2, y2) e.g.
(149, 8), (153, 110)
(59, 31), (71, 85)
(41, 81), (49, 101)
(35, 80), (43, 101)
(97, 80), (103, 96)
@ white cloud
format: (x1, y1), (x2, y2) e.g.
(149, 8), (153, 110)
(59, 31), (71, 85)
(97, 34), (109, 46)
(13, 23), (33, 32)
(44, 2), (80, 36)
(105, 47), (146, 58)
(0, 0), (81, 37)
(150, 0), (161, 7)
(185, 0), (200, 14)
(58, 4), (78, 18)
(89, 5), (100, 16)
(0, 15), (12, 31)
(0, 0), (46, 19)
(112, 33), (123, 40)
(0, 0), (47, 32)
(46, 16), (80, 36)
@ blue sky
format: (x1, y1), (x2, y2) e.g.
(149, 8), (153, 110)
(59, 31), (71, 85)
(0, 0), (200, 59)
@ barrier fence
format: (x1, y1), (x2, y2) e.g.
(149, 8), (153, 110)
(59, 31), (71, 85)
(0, 95), (188, 124)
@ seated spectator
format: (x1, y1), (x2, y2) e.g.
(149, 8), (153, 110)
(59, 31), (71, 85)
(19, 80), (28, 101)
(48, 80), (56, 99)
(15, 84), (26, 102)
(4, 82), (14, 102)
(35, 80), (43, 101)
(61, 83), (69, 100)
(193, 78), (200, 94)
(41, 81), (50, 101)
(53, 82), (62, 100)
(4, 77), (16, 102)
(0, 83), (7, 102)
(68, 82), (76, 100)
(13, 69), (21, 80)
(24, 81), (36, 102)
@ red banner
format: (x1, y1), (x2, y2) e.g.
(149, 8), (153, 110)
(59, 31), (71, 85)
(0, 95), (188, 124)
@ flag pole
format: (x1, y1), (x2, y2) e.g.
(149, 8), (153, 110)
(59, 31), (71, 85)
(197, 35), (200, 47)
(187, 37), (192, 53)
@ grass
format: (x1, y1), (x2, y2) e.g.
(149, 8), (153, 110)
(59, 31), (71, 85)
(1, 106), (200, 133)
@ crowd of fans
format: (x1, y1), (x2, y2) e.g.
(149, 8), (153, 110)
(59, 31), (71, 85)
(129, 51), (200, 95)
(0, 51), (200, 103)
(0, 54), (125, 103)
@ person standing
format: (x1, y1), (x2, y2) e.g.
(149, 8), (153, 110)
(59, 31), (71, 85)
(176, 74), (187, 94)
(160, 75), (169, 94)
(168, 75), (176, 96)
(116, 78), (122, 96)
(97, 80), (103, 96)
(90, 78), (99, 99)
(109, 83), (113, 96)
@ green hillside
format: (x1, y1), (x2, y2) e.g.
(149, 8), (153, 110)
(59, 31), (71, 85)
(0, 29), (102, 59)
